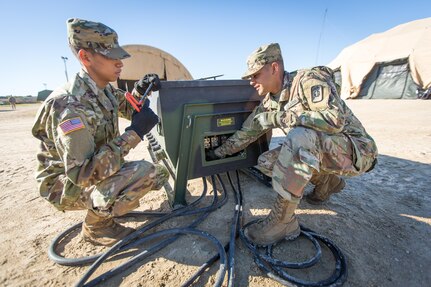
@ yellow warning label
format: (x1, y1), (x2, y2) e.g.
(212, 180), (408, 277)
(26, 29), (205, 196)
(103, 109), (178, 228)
(217, 117), (235, 127)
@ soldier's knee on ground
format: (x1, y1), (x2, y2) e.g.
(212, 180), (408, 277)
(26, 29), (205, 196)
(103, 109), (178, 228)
(152, 164), (169, 190)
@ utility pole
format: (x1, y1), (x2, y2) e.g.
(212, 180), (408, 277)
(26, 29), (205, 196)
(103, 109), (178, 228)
(61, 56), (69, 82)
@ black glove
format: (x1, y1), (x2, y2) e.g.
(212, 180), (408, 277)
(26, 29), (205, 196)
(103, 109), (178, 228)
(206, 149), (220, 161)
(135, 73), (162, 95)
(126, 106), (159, 139)
(141, 97), (150, 109)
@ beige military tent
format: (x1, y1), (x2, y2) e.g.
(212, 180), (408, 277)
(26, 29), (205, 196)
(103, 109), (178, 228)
(328, 17), (431, 99)
(112, 44), (193, 91)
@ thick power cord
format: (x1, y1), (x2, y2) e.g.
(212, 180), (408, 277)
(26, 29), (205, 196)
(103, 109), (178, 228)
(48, 170), (347, 286)
(239, 212), (347, 286)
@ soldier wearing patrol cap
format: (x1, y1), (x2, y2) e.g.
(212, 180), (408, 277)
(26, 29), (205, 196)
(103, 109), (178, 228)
(32, 18), (169, 246)
(208, 43), (378, 246)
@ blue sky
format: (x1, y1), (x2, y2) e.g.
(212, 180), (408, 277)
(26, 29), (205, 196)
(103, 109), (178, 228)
(1, 0), (430, 96)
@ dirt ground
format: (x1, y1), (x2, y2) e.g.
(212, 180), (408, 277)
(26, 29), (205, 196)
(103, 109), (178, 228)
(0, 100), (430, 287)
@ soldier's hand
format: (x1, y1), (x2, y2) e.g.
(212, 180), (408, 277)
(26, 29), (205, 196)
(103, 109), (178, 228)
(135, 73), (162, 95)
(126, 106), (159, 139)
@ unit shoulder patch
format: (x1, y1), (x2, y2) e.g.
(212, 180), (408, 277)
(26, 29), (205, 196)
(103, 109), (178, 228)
(301, 78), (330, 110)
(311, 85), (324, 103)
(59, 117), (85, 135)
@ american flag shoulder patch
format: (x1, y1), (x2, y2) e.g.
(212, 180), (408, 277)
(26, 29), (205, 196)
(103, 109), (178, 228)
(59, 117), (85, 135)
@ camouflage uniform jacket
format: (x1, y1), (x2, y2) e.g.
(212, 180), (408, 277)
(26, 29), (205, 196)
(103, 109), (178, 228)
(32, 69), (142, 209)
(216, 66), (378, 171)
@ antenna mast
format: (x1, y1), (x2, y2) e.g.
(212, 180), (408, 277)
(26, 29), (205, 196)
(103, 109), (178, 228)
(315, 8), (328, 65)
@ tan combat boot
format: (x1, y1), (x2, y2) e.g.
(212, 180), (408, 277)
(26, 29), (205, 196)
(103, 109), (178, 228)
(81, 210), (135, 246)
(305, 174), (346, 205)
(244, 195), (300, 246)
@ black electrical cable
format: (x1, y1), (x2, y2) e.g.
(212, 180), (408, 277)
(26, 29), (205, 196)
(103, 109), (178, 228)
(179, 171), (244, 287)
(235, 165), (348, 286)
(84, 228), (227, 287)
(74, 175), (228, 287)
(121, 175), (226, 252)
(255, 229), (347, 287)
(226, 171), (242, 287)
(48, 177), (213, 266)
(182, 171), (347, 287)
(179, 174), (229, 287)
(49, 164), (348, 287)
(180, 240), (231, 287)
(239, 220), (347, 287)
(48, 222), (98, 266)
(241, 220), (322, 269)
(181, 172), (243, 287)
(84, 207), (213, 287)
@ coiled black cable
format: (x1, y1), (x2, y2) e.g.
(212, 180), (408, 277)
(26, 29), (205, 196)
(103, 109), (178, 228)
(84, 228), (227, 287)
(239, 220), (347, 286)
(180, 172), (243, 287)
(48, 176), (214, 266)
(73, 175), (228, 287)
(49, 169), (347, 287)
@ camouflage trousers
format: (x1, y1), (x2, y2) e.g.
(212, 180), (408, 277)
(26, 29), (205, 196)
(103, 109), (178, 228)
(55, 161), (169, 216)
(257, 127), (375, 201)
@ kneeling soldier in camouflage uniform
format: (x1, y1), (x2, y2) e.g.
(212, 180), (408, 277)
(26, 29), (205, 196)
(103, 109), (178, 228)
(32, 18), (169, 246)
(209, 43), (378, 246)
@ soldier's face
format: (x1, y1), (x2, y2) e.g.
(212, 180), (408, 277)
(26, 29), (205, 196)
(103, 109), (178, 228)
(249, 63), (279, 96)
(81, 50), (124, 88)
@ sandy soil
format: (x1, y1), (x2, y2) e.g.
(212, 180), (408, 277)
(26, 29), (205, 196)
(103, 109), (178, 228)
(0, 100), (430, 287)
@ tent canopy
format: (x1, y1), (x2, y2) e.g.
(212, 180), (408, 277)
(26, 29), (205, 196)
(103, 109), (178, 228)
(112, 44), (193, 90)
(328, 18), (431, 99)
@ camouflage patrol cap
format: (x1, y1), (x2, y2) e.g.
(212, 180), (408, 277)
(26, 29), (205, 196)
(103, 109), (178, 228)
(242, 43), (283, 79)
(67, 18), (130, 60)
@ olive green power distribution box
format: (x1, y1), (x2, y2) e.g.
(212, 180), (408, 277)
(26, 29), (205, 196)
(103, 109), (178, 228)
(147, 80), (269, 207)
